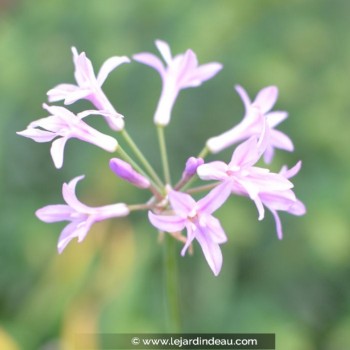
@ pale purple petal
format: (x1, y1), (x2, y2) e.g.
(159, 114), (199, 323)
(73, 123), (118, 152)
(280, 161), (302, 179)
(181, 224), (196, 256)
(57, 222), (80, 254)
(270, 209), (283, 240)
(247, 168), (293, 192)
(197, 161), (228, 181)
(36, 205), (75, 223)
(204, 216), (227, 244)
(238, 180), (265, 220)
(47, 84), (80, 102)
(288, 200), (306, 216)
(42, 104), (75, 121)
(64, 89), (91, 105)
(195, 226), (223, 276)
(267, 111), (288, 128)
(155, 39), (172, 65)
(50, 137), (68, 169)
(28, 115), (68, 133)
(270, 129), (294, 152)
(176, 50), (199, 87)
(235, 85), (251, 111)
(230, 136), (260, 168)
(263, 145), (275, 164)
(73, 50), (96, 87)
(62, 175), (92, 213)
(253, 86), (278, 114)
(133, 52), (166, 79)
(197, 181), (232, 214)
(16, 129), (57, 143)
(168, 190), (196, 216)
(97, 56), (130, 86)
(185, 62), (222, 87)
(148, 211), (185, 232)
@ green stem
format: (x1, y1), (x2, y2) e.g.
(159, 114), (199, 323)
(186, 182), (219, 194)
(157, 126), (172, 185)
(163, 234), (181, 332)
(121, 129), (164, 189)
(197, 145), (210, 159)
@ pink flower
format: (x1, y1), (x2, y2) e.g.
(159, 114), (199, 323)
(47, 47), (130, 130)
(148, 182), (231, 276)
(206, 85), (294, 163)
(17, 104), (118, 169)
(198, 135), (305, 238)
(133, 40), (222, 126)
(36, 176), (129, 253)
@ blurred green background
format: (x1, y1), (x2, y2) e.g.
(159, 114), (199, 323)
(1, 0), (350, 349)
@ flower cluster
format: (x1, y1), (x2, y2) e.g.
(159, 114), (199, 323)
(18, 40), (305, 276)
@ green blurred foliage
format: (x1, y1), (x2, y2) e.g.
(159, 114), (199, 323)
(1, 0), (350, 349)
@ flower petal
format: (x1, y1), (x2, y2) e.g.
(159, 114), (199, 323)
(280, 161), (302, 179)
(253, 86), (278, 114)
(16, 128), (57, 143)
(204, 216), (227, 244)
(195, 226), (223, 276)
(97, 56), (130, 86)
(50, 137), (68, 169)
(155, 39), (172, 65)
(267, 111), (288, 128)
(185, 62), (222, 87)
(47, 84), (80, 103)
(235, 85), (251, 111)
(133, 52), (166, 79)
(197, 181), (232, 214)
(270, 129), (294, 152)
(148, 211), (185, 232)
(62, 175), (91, 213)
(168, 190), (196, 216)
(269, 209), (283, 240)
(197, 161), (228, 181)
(36, 205), (75, 223)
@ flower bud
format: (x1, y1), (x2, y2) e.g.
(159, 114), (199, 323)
(110, 158), (151, 189)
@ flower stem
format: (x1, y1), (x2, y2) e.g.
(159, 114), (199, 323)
(163, 234), (181, 332)
(121, 129), (164, 189)
(186, 182), (219, 194)
(197, 145), (210, 159)
(157, 126), (172, 185)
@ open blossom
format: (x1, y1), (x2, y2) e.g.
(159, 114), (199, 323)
(36, 176), (129, 253)
(148, 182), (231, 276)
(17, 104), (118, 169)
(206, 85), (294, 163)
(198, 133), (305, 238)
(133, 40), (222, 126)
(47, 47), (130, 130)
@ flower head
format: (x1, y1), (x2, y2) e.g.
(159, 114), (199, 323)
(133, 40), (222, 126)
(36, 176), (129, 253)
(148, 182), (231, 276)
(198, 133), (304, 238)
(47, 47), (130, 130)
(17, 104), (118, 168)
(206, 85), (294, 163)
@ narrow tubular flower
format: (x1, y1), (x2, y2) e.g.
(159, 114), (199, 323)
(206, 85), (294, 163)
(36, 176), (130, 253)
(133, 39), (222, 126)
(17, 104), (118, 168)
(148, 181), (231, 276)
(198, 133), (304, 237)
(47, 47), (130, 130)
(109, 158), (151, 189)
